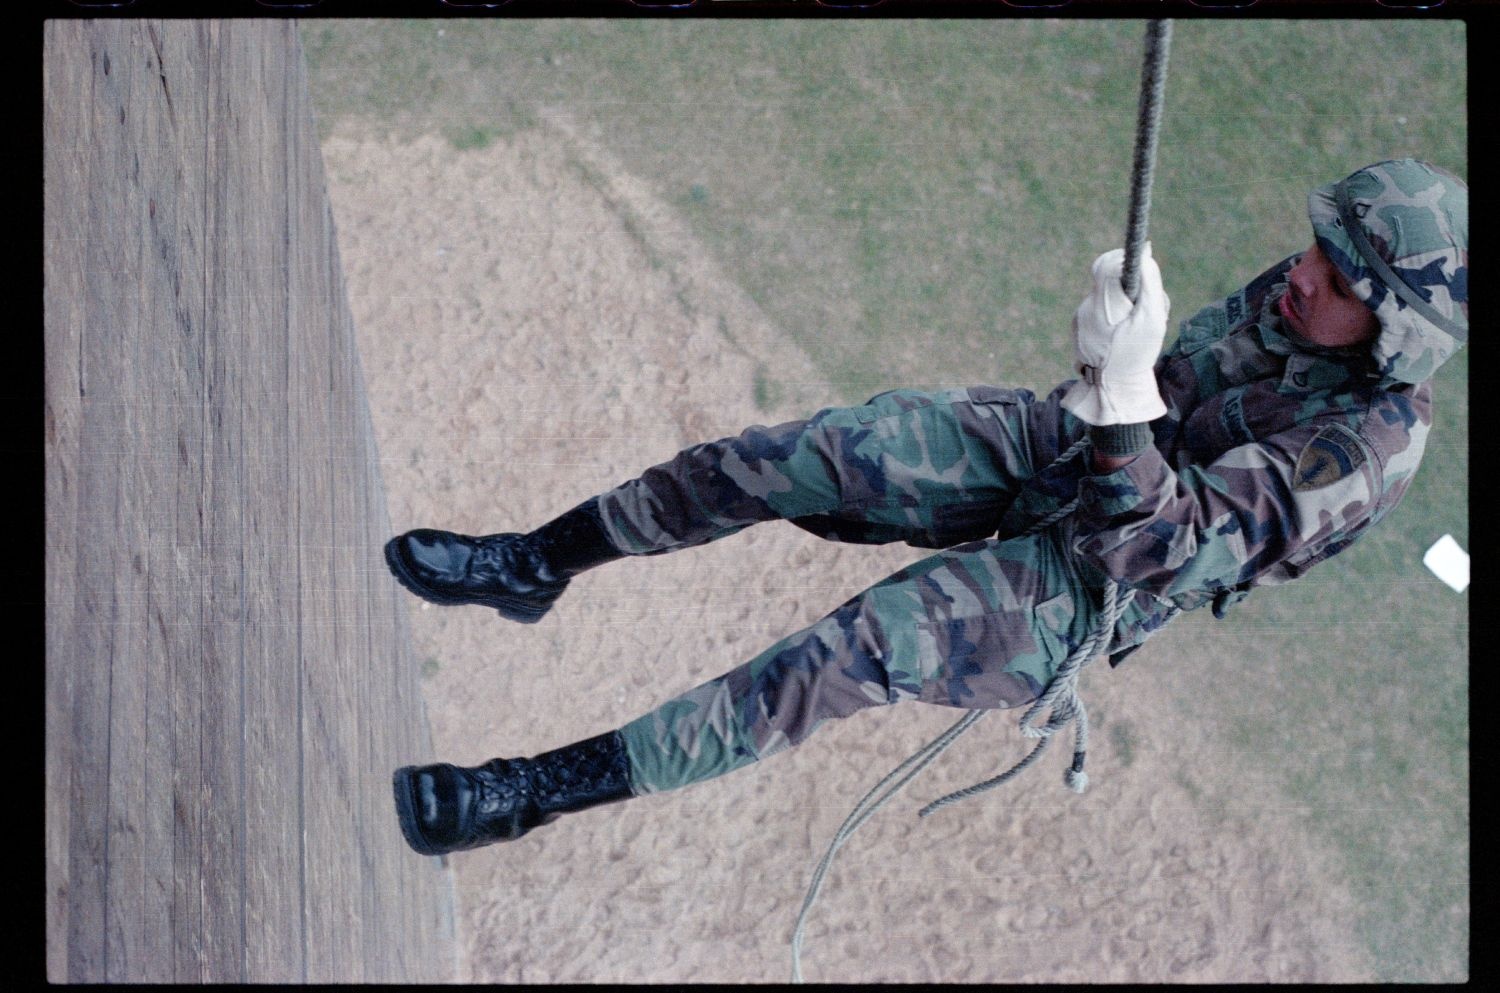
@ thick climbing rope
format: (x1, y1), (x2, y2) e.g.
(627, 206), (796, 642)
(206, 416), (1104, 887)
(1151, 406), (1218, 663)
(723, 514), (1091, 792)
(790, 21), (1174, 983)
(1122, 19), (1174, 303)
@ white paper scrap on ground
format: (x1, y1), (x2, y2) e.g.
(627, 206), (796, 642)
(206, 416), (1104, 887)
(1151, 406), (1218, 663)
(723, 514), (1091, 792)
(1423, 534), (1470, 593)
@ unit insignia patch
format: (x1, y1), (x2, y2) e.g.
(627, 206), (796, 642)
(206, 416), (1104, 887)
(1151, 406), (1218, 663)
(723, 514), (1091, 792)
(1293, 423), (1368, 492)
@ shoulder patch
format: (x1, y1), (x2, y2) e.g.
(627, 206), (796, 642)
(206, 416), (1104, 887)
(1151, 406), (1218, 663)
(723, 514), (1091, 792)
(1293, 423), (1369, 492)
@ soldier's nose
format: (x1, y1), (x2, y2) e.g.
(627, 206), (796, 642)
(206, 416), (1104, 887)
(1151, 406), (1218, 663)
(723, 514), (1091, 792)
(1288, 266), (1314, 303)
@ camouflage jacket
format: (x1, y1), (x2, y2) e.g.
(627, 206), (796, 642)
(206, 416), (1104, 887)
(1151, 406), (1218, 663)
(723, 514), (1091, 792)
(1067, 255), (1432, 659)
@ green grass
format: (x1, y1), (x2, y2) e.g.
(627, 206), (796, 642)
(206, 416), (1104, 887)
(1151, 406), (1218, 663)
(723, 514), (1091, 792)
(304, 19), (1467, 979)
(446, 124), (497, 151)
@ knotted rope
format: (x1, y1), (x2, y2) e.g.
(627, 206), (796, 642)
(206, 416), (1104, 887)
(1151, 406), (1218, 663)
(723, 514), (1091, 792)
(791, 570), (1128, 980)
(790, 20), (1173, 982)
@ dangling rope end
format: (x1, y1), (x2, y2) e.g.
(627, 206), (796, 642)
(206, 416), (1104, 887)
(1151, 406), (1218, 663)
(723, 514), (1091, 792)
(1065, 768), (1089, 793)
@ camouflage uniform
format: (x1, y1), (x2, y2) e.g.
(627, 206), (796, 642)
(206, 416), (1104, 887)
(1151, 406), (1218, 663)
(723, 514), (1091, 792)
(602, 160), (1468, 796)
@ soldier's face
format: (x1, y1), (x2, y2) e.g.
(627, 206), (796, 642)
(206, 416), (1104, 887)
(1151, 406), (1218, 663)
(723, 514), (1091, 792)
(1279, 242), (1380, 348)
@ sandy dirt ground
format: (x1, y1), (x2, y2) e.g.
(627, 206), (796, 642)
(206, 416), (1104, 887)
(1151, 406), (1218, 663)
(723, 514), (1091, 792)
(322, 121), (1373, 983)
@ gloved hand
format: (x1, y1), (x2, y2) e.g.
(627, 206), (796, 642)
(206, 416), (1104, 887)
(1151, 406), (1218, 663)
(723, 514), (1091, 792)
(1060, 245), (1170, 426)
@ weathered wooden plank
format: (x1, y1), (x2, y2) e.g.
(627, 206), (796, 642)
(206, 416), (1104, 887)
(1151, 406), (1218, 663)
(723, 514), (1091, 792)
(289, 17), (360, 977)
(345, 277), (383, 986)
(156, 24), (215, 982)
(160, 21), (211, 982)
(41, 20), (225, 982)
(302, 206), (366, 987)
(199, 18), (250, 981)
(352, 357), (401, 984)
(291, 67), (393, 981)
(43, 20), (90, 983)
(100, 20), (200, 983)
(45, 18), (457, 984)
(220, 20), (308, 984)
(362, 395), (419, 982)
(57, 20), (150, 983)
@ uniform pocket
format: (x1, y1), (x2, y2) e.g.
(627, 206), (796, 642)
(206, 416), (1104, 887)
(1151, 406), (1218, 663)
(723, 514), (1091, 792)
(853, 387), (969, 424)
(965, 384), (1033, 407)
(914, 610), (1054, 709)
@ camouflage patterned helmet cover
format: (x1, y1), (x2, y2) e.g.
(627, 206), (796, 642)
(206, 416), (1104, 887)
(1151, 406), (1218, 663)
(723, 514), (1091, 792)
(1306, 158), (1468, 384)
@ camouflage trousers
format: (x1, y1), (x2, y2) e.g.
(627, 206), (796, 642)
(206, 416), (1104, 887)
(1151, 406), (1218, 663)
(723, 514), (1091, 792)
(599, 385), (1113, 796)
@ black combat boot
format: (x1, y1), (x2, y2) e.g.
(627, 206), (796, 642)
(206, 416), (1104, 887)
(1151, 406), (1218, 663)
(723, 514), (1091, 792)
(392, 730), (635, 856)
(383, 499), (622, 623)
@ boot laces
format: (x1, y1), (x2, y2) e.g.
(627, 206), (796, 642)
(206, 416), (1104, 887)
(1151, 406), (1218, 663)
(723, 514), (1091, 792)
(472, 759), (531, 817)
(469, 536), (558, 594)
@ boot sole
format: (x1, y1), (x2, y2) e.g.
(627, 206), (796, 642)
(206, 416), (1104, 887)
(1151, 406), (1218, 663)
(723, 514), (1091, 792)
(383, 536), (556, 624)
(392, 766), (449, 857)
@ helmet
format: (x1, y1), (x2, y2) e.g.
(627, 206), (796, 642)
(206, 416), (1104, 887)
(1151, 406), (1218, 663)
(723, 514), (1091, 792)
(1306, 159), (1468, 384)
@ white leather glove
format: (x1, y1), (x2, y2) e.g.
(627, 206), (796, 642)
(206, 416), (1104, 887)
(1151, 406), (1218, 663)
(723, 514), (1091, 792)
(1060, 245), (1170, 426)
